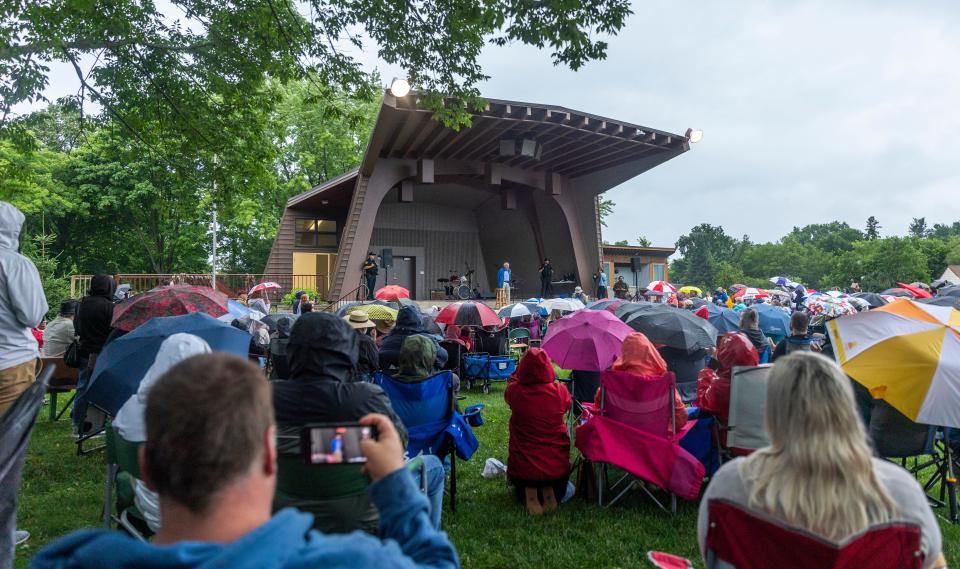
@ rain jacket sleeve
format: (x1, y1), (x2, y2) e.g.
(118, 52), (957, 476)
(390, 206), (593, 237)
(8, 260), (47, 330)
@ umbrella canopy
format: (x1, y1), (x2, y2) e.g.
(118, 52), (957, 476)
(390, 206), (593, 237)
(937, 285), (960, 299)
(827, 300), (960, 428)
(396, 297), (419, 309)
(896, 282), (933, 299)
(112, 285), (229, 332)
(881, 287), (916, 298)
(647, 280), (676, 294)
(347, 303), (399, 321)
(261, 313), (298, 333)
(750, 303), (791, 337)
(219, 299), (253, 322)
(919, 296), (960, 309)
(769, 276), (801, 289)
(587, 299), (625, 312)
(375, 285), (411, 300)
(617, 303), (718, 353)
(677, 285), (702, 296)
(542, 310), (634, 371)
(248, 281), (281, 296)
(85, 312), (251, 415)
(436, 301), (501, 327)
(498, 303), (535, 319)
(804, 293), (858, 325)
(697, 303), (740, 333)
(732, 287), (769, 300)
(334, 299), (397, 316)
(852, 292), (888, 308)
(766, 289), (791, 301)
(541, 298), (585, 313)
(845, 296), (871, 312)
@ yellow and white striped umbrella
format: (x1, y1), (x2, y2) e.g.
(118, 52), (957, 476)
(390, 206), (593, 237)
(828, 300), (960, 428)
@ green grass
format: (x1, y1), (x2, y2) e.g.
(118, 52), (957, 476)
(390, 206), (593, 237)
(14, 386), (960, 568)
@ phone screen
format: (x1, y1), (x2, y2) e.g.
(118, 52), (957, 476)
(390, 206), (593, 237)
(301, 424), (375, 465)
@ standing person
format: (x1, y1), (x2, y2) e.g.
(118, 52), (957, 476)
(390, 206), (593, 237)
(538, 258), (554, 299)
(291, 290), (304, 315)
(497, 262), (512, 304)
(41, 299), (79, 358)
(362, 253), (379, 301)
(0, 201), (48, 551)
(73, 274), (116, 434)
(595, 266), (609, 300)
(572, 286), (588, 305)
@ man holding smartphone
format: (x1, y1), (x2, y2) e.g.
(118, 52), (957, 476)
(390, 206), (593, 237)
(32, 353), (459, 569)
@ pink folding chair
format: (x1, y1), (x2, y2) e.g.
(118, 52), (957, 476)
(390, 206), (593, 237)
(575, 370), (704, 511)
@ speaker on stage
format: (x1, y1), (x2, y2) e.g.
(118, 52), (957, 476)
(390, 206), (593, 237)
(381, 248), (393, 268)
(630, 256), (644, 273)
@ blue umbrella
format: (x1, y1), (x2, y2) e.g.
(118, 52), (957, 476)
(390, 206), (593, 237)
(702, 303), (740, 333)
(226, 299), (252, 319)
(84, 312), (252, 415)
(751, 303), (792, 337)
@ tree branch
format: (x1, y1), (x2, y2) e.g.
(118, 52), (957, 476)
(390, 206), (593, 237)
(1, 39), (213, 60)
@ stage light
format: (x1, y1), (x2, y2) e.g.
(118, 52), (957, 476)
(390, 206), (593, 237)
(389, 78), (411, 97)
(685, 128), (704, 143)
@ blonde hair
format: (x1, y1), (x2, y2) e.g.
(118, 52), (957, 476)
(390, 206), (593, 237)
(739, 353), (898, 540)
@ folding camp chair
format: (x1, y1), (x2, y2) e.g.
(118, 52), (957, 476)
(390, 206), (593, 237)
(0, 364), (52, 568)
(725, 365), (772, 456)
(575, 370), (704, 511)
(39, 357), (79, 421)
(103, 427), (151, 541)
(375, 371), (478, 511)
(439, 340), (463, 379)
(507, 328), (531, 361)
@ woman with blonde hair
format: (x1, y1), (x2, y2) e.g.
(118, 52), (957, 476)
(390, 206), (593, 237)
(697, 352), (944, 568)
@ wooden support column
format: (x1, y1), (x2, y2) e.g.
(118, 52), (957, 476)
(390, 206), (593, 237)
(417, 159), (434, 183)
(546, 172), (563, 196)
(399, 179), (414, 202)
(501, 186), (517, 210)
(485, 162), (503, 186)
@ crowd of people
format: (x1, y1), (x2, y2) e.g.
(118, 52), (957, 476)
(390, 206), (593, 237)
(0, 197), (952, 568)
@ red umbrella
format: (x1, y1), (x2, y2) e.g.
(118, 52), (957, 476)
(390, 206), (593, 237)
(112, 285), (229, 332)
(896, 282), (932, 299)
(732, 287), (769, 300)
(435, 301), (501, 328)
(248, 281), (280, 296)
(375, 285), (411, 301)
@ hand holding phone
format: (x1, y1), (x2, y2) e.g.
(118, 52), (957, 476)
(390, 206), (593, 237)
(359, 413), (405, 483)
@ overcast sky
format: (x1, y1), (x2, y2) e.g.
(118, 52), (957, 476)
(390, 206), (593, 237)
(16, 1), (959, 248)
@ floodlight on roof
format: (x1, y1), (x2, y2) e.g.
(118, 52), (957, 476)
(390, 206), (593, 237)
(389, 78), (411, 97)
(685, 128), (704, 143)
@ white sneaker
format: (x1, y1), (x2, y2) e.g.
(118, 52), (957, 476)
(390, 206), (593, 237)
(15, 530), (29, 545)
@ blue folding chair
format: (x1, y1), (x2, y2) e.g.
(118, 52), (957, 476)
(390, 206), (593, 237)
(373, 371), (478, 511)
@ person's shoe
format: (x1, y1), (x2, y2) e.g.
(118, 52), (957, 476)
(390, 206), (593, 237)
(524, 487), (543, 515)
(541, 486), (558, 513)
(15, 530), (30, 546)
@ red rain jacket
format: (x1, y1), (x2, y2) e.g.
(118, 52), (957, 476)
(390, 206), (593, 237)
(504, 348), (572, 481)
(609, 333), (688, 432)
(696, 332), (759, 424)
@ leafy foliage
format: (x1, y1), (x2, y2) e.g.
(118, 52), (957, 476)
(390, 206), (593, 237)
(865, 215), (881, 240)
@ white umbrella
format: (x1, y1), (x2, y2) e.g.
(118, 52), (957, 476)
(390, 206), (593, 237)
(541, 298), (585, 313)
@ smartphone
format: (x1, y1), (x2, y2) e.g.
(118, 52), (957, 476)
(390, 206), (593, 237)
(300, 422), (377, 465)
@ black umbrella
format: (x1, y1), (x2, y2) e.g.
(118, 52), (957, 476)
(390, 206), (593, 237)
(918, 296), (960, 308)
(880, 287), (914, 298)
(612, 300), (654, 320)
(421, 314), (442, 335)
(852, 292), (888, 309)
(618, 303), (718, 353)
(938, 285), (960, 298)
(261, 313), (298, 334)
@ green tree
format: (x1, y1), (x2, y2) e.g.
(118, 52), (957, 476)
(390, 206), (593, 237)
(612, 239), (630, 246)
(671, 224), (740, 290)
(908, 217), (930, 238)
(930, 222), (960, 241)
(783, 221), (863, 253)
(598, 196), (615, 228)
(827, 237), (929, 291)
(865, 216), (881, 240)
(636, 236), (652, 247)
(946, 237), (960, 266)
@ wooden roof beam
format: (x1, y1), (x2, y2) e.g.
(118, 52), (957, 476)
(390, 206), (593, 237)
(560, 146), (661, 178)
(400, 119), (442, 159)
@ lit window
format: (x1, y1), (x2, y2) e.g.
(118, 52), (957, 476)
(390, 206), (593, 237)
(295, 218), (338, 248)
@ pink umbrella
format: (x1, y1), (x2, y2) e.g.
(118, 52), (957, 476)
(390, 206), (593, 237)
(248, 281), (280, 296)
(542, 310), (634, 371)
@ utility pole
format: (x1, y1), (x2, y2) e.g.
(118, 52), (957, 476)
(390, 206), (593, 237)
(211, 154), (218, 290)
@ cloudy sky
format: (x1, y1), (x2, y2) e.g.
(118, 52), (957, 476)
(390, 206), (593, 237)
(18, 0), (960, 248)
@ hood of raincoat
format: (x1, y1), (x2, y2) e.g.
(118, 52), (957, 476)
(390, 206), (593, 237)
(394, 305), (423, 333)
(0, 201), (24, 251)
(394, 335), (436, 381)
(287, 312), (358, 382)
(514, 347), (556, 385)
(275, 315), (294, 338)
(88, 274), (117, 298)
(612, 332), (668, 377)
(717, 332), (758, 377)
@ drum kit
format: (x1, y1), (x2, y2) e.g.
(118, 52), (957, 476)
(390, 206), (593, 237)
(437, 262), (476, 300)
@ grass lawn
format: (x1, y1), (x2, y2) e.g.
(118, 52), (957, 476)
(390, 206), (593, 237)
(14, 384), (960, 568)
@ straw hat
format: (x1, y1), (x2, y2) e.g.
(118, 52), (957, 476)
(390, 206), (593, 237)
(344, 310), (376, 329)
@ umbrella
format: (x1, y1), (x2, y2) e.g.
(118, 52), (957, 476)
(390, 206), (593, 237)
(84, 312), (251, 415)
(852, 292), (888, 309)
(769, 276), (801, 288)
(436, 301), (502, 328)
(919, 296), (960, 309)
(804, 293), (858, 325)
(542, 310), (634, 371)
(750, 303), (791, 337)
(248, 281), (281, 296)
(937, 285), (960, 298)
(498, 303), (534, 319)
(375, 285), (411, 300)
(897, 282), (933, 299)
(421, 314), (443, 335)
(880, 294), (900, 304)
(678, 286), (702, 296)
(334, 300), (396, 317)
(114, 284), (132, 301)
(618, 303), (718, 353)
(261, 312), (298, 333)
(541, 298), (585, 313)
(587, 299), (625, 312)
(696, 303), (740, 333)
(221, 299), (252, 320)
(845, 297), (871, 312)
(348, 303), (399, 321)
(647, 280), (676, 294)
(396, 297), (419, 309)
(111, 285), (229, 332)
(766, 289), (792, 301)
(732, 287), (769, 300)
(689, 297), (710, 308)
(881, 287), (915, 298)
(827, 300), (960, 428)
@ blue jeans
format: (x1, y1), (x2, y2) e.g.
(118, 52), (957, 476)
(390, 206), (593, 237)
(411, 454), (445, 529)
(72, 367), (91, 430)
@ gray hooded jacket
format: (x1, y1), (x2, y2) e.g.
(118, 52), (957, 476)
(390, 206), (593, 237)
(0, 202), (48, 370)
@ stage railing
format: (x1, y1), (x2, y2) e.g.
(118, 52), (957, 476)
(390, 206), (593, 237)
(69, 274), (324, 304)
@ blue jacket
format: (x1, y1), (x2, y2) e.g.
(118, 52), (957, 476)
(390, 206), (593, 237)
(31, 469), (459, 569)
(497, 267), (511, 289)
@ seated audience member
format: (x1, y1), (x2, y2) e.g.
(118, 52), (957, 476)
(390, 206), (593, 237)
(40, 299), (79, 358)
(112, 334), (212, 533)
(345, 311), (379, 383)
(696, 332), (759, 426)
(33, 353), (460, 569)
(393, 335), (460, 393)
(772, 311), (820, 361)
(268, 316), (295, 380)
(738, 308), (770, 354)
(504, 348), (572, 515)
(272, 313), (445, 532)
(301, 301), (314, 313)
(698, 353), (944, 569)
(657, 345), (707, 403)
(379, 306), (448, 371)
(443, 323), (473, 352)
(602, 333), (687, 433)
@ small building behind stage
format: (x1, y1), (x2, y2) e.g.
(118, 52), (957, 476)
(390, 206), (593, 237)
(264, 92), (693, 300)
(600, 244), (676, 294)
